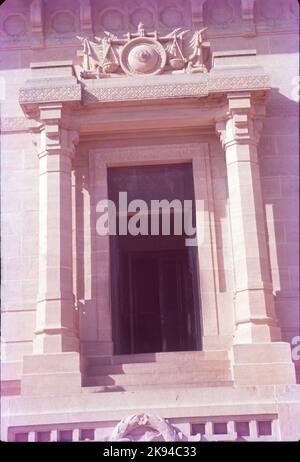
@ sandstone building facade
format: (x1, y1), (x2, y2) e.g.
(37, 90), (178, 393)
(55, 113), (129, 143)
(0, 0), (299, 441)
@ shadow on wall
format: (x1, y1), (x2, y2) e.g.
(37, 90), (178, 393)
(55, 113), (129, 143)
(259, 89), (299, 366)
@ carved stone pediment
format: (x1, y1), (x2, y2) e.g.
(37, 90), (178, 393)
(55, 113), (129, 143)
(77, 23), (210, 79)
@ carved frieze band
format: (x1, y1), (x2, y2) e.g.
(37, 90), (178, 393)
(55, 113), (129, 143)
(208, 74), (270, 92)
(18, 73), (270, 106)
(19, 85), (81, 104)
(82, 80), (208, 103)
(0, 116), (29, 133)
(82, 73), (269, 103)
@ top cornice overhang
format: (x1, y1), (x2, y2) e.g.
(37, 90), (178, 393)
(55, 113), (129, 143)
(19, 61), (270, 133)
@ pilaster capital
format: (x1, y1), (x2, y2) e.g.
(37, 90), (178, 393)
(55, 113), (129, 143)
(241, 0), (255, 22)
(191, 0), (207, 27)
(33, 103), (79, 159)
(79, 0), (93, 36)
(216, 92), (265, 149)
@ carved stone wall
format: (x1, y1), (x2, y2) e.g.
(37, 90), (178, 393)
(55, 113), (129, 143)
(0, 0), (298, 50)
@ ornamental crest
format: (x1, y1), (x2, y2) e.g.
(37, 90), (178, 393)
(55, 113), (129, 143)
(109, 413), (186, 442)
(77, 23), (210, 79)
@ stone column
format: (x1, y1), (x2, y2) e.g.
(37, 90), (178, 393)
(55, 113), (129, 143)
(216, 93), (281, 344)
(216, 93), (296, 386)
(21, 105), (82, 395)
(19, 61), (83, 395)
(33, 103), (79, 354)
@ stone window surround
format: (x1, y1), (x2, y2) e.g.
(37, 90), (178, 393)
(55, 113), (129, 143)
(16, 60), (297, 396)
(86, 141), (224, 355)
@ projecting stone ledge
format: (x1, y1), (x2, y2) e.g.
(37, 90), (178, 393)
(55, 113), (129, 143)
(18, 58), (270, 109)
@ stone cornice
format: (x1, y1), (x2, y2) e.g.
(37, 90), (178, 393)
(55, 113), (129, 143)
(19, 70), (270, 110)
(0, 116), (29, 133)
(19, 84), (82, 106)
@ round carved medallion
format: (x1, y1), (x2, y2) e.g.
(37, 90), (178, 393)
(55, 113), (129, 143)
(51, 11), (76, 34)
(258, 0), (283, 21)
(160, 7), (183, 27)
(210, 0), (235, 26)
(3, 14), (27, 37)
(120, 37), (167, 76)
(101, 9), (124, 30)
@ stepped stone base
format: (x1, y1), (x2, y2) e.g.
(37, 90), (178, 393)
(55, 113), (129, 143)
(84, 350), (232, 389)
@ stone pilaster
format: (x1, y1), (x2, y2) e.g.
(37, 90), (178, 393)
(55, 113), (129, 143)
(19, 62), (83, 395)
(33, 103), (79, 354)
(216, 92), (281, 344)
(216, 92), (296, 385)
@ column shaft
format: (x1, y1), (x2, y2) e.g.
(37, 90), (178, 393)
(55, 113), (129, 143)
(33, 106), (79, 353)
(217, 94), (281, 343)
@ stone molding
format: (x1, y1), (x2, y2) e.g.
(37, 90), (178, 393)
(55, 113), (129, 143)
(82, 79), (208, 103)
(19, 71), (270, 107)
(0, 116), (29, 133)
(215, 92), (265, 148)
(0, 0), (298, 50)
(19, 84), (81, 105)
(36, 103), (79, 159)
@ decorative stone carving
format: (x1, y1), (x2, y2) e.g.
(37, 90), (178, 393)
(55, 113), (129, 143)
(19, 85), (81, 105)
(158, 0), (192, 29)
(82, 78), (208, 103)
(0, 116), (29, 133)
(3, 14), (27, 38)
(51, 11), (76, 34)
(160, 7), (183, 28)
(216, 93), (265, 148)
(187, 27), (210, 73)
(211, 0), (235, 25)
(77, 23), (210, 78)
(100, 9), (124, 31)
(254, 0), (284, 23)
(109, 413), (185, 442)
(208, 74), (270, 92)
(204, 0), (237, 27)
(121, 37), (167, 75)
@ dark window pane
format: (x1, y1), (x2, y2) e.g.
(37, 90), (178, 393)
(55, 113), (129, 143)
(213, 422), (227, 434)
(236, 422), (250, 437)
(258, 421), (272, 436)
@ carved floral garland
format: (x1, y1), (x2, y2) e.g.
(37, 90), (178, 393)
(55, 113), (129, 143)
(109, 413), (184, 442)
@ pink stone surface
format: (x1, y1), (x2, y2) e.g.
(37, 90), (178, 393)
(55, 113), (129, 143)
(0, 0), (299, 442)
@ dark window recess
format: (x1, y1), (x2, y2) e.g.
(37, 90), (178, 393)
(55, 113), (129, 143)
(236, 421), (250, 437)
(58, 430), (73, 442)
(191, 423), (206, 436)
(213, 422), (228, 435)
(257, 421), (272, 436)
(36, 431), (51, 442)
(15, 433), (28, 442)
(80, 429), (95, 440)
(108, 163), (202, 355)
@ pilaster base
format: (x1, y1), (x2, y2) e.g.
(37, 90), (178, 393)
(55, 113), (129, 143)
(233, 342), (297, 386)
(33, 331), (80, 354)
(21, 352), (83, 396)
(234, 321), (282, 344)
